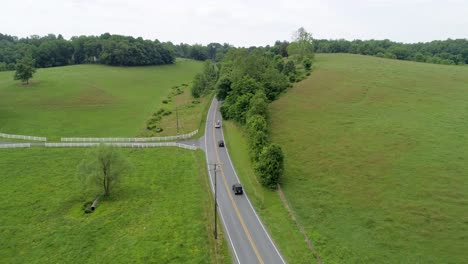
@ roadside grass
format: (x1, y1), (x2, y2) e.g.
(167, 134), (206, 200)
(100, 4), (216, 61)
(0, 60), (202, 140)
(223, 121), (316, 263)
(269, 53), (468, 263)
(0, 147), (229, 263)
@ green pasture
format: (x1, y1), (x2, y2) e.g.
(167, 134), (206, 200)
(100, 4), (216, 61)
(0, 60), (202, 140)
(268, 54), (468, 263)
(0, 148), (229, 263)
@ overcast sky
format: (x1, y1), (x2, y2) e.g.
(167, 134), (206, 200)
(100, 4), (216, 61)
(1, 0), (467, 46)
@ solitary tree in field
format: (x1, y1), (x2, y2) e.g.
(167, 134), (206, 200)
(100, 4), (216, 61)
(78, 144), (131, 197)
(14, 56), (36, 85)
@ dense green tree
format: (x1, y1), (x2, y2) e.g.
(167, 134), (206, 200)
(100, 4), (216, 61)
(255, 144), (284, 189)
(246, 115), (269, 160)
(14, 56), (35, 84)
(246, 90), (268, 120)
(261, 65), (290, 100)
(283, 60), (296, 76)
(273, 54), (284, 72)
(271, 40), (289, 57)
(216, 75), (232, 100)
(189, 44), (208, 60)
(229, 94), (252, 124)
(220, 94), (237, 119)
(287, 27), (314, 62)
(231, 76), (262, 96)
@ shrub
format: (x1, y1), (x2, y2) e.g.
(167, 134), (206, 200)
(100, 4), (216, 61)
(255, 144), (284, 189)
(289, 74), (296, 82)
(162, 110), (172, 116)
(303, 58), (312, 71)
(246, 90), (269, 121)
(162, 99), (169, 104)
(147, 123), (157, 130)
(283, 60), (296, 76)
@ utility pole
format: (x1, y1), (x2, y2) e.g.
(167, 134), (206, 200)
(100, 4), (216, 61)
(214, 163), (218, 239)
(210, 163), (221, 239)
(176, 106), (179, 136)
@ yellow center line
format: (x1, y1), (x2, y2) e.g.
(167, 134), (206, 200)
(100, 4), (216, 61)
(212, 101), (264, 264)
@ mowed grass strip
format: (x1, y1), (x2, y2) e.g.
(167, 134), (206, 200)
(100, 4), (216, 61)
(0, 60), (202, 139)
(269, 54), (468, 263)
(0, 148), (228, 263)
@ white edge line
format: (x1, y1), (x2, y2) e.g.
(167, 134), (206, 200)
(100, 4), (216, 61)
(218, 104), (287, 264)
(205, 99), (241, 264)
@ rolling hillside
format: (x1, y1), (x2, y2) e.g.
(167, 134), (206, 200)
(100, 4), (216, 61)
(269, 54), (468, 263)
(0, 60), (203, 139)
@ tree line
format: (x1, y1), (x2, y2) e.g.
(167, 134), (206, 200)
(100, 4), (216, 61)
(0, 33), (176, 71)
(174, 42), (232, 61)
(312, 38), (468, 65)
(192, 27), (314, 189)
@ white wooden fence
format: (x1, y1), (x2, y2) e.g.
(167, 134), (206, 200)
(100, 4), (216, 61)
(0, 133), (47, 142)
(60, 129), (198, 142)
(0, 143), (31, 148)
(45, 142), (197, 150)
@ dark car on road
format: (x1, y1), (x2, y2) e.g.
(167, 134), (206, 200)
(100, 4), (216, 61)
(218, 140), (224, 147)
(232, 183), (243, 195)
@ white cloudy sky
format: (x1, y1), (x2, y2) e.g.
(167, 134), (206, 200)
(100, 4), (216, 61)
(1, 0), (467, 46)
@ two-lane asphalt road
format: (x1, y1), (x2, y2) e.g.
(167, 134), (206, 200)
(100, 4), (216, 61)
(204, 98), (286, 264)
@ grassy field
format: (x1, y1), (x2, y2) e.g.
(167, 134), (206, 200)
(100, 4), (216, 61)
(144, 84), (213, 137)
(223, 121), (316, 263)
(0, 60), (202, 139)
(268, 54), (468, 263)
(0, 148), (229, 263)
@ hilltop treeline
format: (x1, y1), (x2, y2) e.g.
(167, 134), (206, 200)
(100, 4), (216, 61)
(0, 33), (175, 70)
(312, 38), (468, 65)
(175, 43), (232, 61)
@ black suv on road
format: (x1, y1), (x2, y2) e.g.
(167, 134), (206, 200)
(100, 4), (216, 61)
(232, 183), (243, 195)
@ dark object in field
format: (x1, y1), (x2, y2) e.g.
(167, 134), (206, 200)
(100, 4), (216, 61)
(218, 140), (224, 147)
(232, 183), (243, 195)
(91, 197), (100, 211)
(83, 201), (93, 213)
